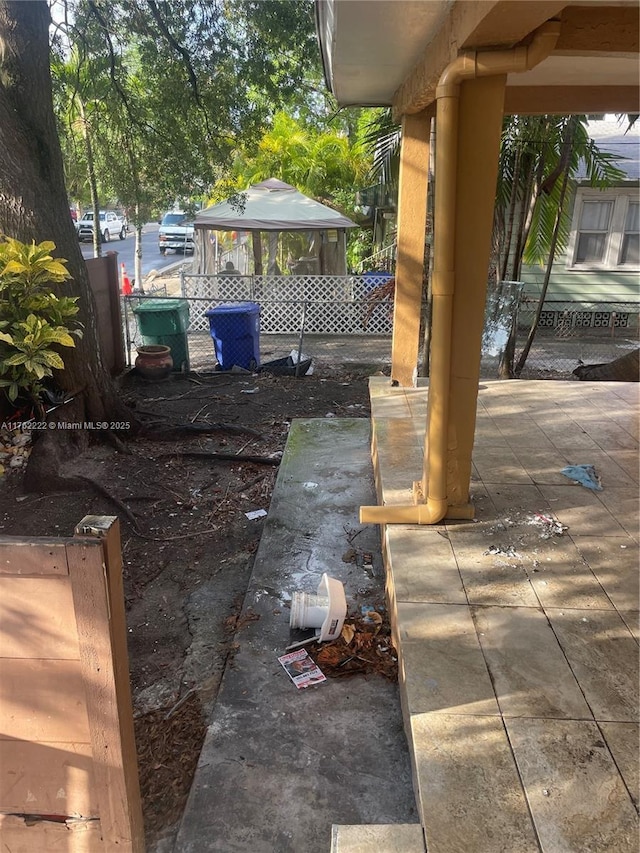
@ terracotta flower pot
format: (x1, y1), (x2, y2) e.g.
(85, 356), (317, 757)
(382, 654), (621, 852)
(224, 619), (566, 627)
(135, 345), (173, 380)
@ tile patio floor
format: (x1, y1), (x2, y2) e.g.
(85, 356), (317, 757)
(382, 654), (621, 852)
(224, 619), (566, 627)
(368, 377), (639, 853)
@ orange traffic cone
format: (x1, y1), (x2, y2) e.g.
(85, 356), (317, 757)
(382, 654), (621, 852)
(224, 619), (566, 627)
(121, 262), (133, 295)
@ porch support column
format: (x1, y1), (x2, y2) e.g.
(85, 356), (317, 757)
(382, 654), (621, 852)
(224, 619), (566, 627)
(391, 108), (433, 387)
(445, 74), (506, 511)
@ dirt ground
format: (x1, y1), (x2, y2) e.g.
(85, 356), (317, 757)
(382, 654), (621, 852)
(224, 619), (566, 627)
(0, 361), (379, 847)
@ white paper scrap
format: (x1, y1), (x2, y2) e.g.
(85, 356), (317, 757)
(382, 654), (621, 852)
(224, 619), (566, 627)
(245, 509), (267, 520)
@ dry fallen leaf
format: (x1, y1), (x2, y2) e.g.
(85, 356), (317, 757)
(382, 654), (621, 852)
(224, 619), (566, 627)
(341, 623), (355, 645)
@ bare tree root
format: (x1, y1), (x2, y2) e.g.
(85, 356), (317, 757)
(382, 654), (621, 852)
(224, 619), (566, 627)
(74, 475), (140, 528)
(143, 422), (265, 439)
(155, 451), (280, 466)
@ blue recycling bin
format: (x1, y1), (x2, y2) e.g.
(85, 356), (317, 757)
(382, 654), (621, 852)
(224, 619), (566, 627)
(362, 271), (394, 292)
(205, 302), (261, 370)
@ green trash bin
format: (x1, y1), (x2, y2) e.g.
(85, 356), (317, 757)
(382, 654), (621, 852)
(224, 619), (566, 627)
(132, 298), (190, 371)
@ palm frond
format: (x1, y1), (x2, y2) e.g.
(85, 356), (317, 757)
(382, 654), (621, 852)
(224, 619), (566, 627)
(360, 108), (401, 184)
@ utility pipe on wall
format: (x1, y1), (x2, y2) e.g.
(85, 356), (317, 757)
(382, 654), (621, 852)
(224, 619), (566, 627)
(360, 21), (561, 526)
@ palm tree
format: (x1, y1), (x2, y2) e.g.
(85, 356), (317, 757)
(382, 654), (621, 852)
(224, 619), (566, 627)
(495, 115), (626, 376)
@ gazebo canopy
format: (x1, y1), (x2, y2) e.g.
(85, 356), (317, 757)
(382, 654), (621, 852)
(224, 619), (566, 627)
(194, 178), (357, 232)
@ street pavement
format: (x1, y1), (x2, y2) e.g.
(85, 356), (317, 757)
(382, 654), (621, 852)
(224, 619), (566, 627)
(80, 222), (188, 279)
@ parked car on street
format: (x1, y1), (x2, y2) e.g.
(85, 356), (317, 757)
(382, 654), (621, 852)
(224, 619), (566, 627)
(77, 210), (127, 242)
(158, 211), (195, 254)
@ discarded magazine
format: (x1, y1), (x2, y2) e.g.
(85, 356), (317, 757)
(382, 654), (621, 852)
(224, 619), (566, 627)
(278, 648), (326, 689)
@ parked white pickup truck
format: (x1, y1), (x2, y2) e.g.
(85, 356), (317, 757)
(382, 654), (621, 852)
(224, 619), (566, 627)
(77, 210), (127, 242)
(158, 211), (195, 254)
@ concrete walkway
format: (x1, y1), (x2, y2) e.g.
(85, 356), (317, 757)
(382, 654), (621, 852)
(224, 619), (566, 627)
(175, 379), (638, 853)
(369, 378), (638, 852)
(174, 418), (418, 852)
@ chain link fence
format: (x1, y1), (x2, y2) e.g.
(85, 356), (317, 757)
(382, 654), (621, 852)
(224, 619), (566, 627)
(514, 298), (639, 378)
(122, 292), (395, 373)
(122, 275), (638, 379)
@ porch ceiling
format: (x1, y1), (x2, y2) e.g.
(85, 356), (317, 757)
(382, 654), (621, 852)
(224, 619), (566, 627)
(316, 0), (640, 116)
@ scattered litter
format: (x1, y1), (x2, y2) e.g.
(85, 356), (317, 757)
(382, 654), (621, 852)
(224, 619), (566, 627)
(259, 353), (313, 376)
(240, 387), (259, 394)
(302, 481), (319, 490)
(361, 605), (383, 631)
(312, 611), (398, 681)
(284, 634), (318, 651)
(529, 512), (568, 539)
(289, 573), (347, 642)
(560, 464), (602, 491)
(289, 350), (314, 375)
(324, 412), (337, 418)
(245, 508), (267, 520)
(483, 545), (521, 558)
(278, 648), (326, 689)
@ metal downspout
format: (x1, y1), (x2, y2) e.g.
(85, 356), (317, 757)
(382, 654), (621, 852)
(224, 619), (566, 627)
(360, 21), (560, 526)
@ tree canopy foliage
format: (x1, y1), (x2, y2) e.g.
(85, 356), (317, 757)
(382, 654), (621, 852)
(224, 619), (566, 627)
(51, 0), (323, 220)
(213, 111), (369, 205)
(495, 114), (625, 281)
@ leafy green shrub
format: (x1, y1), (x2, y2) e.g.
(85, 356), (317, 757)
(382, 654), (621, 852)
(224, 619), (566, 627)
(0, 237), (82, 409)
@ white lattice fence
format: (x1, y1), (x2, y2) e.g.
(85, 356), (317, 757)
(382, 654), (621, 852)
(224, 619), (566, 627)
(181, 274), (394, 335)
(182, 274), (253, 331)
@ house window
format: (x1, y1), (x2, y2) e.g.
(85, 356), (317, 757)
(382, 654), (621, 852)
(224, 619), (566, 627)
(575, 201), (613, 263)
(621, 201), (639, 265)
(569, 191), (640, 270)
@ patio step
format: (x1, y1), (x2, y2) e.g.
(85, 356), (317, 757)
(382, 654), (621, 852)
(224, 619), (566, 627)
(368, 376), (640, 853)
(330, 824), (425, 853)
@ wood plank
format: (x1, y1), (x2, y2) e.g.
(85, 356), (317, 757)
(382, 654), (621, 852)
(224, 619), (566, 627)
(95, 517), (145, 851)
(0, 814), (104, 852)
(0, 538), (69, 576)
(68, 518), (144, 853)
(0, 576), (80, 659)
(0, 739), (97, 817)
(0, 659), (91, 742)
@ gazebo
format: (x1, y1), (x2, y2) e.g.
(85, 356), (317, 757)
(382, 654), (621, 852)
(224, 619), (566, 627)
(193, 178), (357, 276)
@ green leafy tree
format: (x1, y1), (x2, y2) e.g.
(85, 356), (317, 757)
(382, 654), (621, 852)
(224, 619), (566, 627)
(217, 111), (370, 268)
(51, 1), (322, 281)
(0, 0), (325, 483)
(220, 112), (368, 202)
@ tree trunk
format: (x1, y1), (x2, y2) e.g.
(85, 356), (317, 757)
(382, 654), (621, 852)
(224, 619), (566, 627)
(78, 97), (102, 258)
(512, 160), (540, 281)
(498, 155), (537, 377)
(572, 348), (639, 382)
(514, 120), (577, 377)
(134, 209), (144, 289)
(499, 145), (521, 283)
(0, 1), (131, 484)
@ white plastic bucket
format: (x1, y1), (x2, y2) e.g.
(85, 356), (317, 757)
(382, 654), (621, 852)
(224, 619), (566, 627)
(290, 592), (330, 630)
(288, 573), (347, 641)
